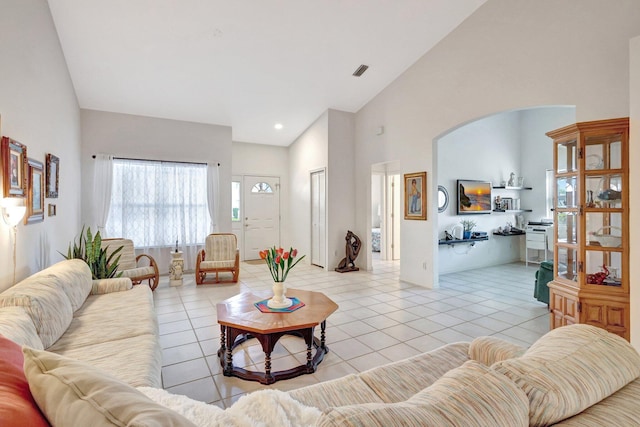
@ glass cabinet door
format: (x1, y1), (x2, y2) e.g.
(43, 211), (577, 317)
(557, 139), (578, 173)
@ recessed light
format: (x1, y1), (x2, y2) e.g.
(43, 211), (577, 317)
(274, 123), (283, 130)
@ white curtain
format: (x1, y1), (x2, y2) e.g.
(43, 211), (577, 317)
(92, 154), (114, 234)
(105, 159), (209, 273)
(207, 163), (220, 233)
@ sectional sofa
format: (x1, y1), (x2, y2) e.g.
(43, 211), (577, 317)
(1, 260), (640, 426)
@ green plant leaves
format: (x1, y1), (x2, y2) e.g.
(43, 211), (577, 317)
(61, 226), (123, 279)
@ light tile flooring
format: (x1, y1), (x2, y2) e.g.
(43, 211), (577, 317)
(153, 258), (549, 408)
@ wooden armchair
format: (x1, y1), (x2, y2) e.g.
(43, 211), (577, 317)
(101, 238), (160, 291)
(196, 233), (239, 284)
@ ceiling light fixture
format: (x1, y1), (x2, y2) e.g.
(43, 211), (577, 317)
(352, 64), (369, 77)
(274, 123), (283, 130)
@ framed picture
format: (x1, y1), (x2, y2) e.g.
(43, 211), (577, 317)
(48, 204), (57, 217)
(457, 179), (492, 214)
(26, 158), (44, 224)
(1, 136), (28, 197)
(46, 153), (59, 198)
(404, 172), (427, 220)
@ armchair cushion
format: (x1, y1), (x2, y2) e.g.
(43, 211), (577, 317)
(196, 233), (239, 284)
(205, 233), (238, 261)
(120, 266), (156, 279)
(101, 238), (159, 291)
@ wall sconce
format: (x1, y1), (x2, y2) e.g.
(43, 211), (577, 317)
(2, 198), (27, 227)
(2, 198), (26, 285)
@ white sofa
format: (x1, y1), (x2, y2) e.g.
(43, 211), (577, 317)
(0, 259), (161, 388)
(3, 261), (640, 426)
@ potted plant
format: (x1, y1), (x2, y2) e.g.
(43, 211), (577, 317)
(460, 219), (477, 239)
(62, 226), (124, 279)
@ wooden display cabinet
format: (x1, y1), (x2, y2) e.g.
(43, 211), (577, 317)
(546, 118), (629, 340)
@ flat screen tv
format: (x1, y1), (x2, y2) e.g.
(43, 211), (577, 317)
(457, 180), (492, 215)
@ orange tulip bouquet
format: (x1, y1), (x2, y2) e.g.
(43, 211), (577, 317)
(259, 246), (305, 283)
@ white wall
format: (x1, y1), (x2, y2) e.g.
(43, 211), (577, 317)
(231, 141), (290, 253)
(327, 110), (356, 269)
(519, 108), (576, 222)
(630, 36), (640, 348)
(80, 109), (233, 234)
(288, 111), (328, 263)
(354, 0), (640, 287)
(0, 0), (81, 291)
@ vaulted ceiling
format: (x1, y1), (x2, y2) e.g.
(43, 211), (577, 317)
(47, 0), (486, 146)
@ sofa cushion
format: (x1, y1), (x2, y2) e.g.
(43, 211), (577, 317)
(51, 334), (162, 388)
(469, 336), (526, 366)
(289, 374), (385, 410)
(551, 377), (640, 426)
(0, 306), (44, 349)
(492, 324), (640, 427)
(22, 347), (197, 427)
(35, 259), (93, 311)
(0, 336), (50, 427)
(0, 280), (73, 349)
(317, 360), (529, 427)
(90, 277), (132, 295)
(47, 285), (157, 351)
(358, 341), (470, 402)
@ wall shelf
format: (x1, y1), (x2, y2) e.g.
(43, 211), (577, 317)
(438, 236), (488, 246)
(492, 186), (532, 190)
(492, 209), (533, 213)
(493, 231), (525, 237)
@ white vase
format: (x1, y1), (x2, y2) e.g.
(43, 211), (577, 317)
(267, 281), (293, 309)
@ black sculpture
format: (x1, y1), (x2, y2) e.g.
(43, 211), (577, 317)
(335, 230), (361, 273)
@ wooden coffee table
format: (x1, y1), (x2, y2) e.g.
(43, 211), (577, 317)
(216, 289), (338, 385)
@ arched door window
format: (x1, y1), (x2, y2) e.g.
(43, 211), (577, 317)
(251, 182), (273, 193)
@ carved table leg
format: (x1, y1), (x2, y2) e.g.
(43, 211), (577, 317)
(265, 352), (272, 381)
(320, 320), (327, 351)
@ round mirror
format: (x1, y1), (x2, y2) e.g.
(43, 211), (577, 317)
(438, 185), (449, 213)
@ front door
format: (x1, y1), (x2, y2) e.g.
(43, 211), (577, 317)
(243, 176), (280, 260)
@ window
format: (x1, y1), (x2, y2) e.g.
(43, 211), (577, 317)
(232, 181), (241, 221)
(106, 159), (210, 248)
(251, 182), (273, 193)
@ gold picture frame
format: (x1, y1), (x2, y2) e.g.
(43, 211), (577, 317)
(404, 172), (427, 220)
(26, 158), (44, 224)
(1, 136), (28, 198)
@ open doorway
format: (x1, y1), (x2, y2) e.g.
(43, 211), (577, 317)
(371, 161), (401, 262)
(434, 106), (575, 277)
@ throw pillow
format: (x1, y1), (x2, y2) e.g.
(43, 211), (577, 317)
(317, 360), (529, 427)
(0, 336), (50, 427)
(22, 347), (198, 427)
(492, 324), (640, 427)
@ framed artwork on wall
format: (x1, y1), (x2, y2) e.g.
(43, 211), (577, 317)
(457, 179), (492, 215)
(404, 171), (427, 220)
(1, 136), (28, 198)
(46, 153), (59, 198)
(26, 158), (44, 224)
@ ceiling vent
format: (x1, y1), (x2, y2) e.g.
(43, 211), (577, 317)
(352, 64), (369, 77)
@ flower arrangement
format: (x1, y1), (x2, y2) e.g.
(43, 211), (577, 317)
(259, 246), (305, 282)
(460, 219), (477, 232)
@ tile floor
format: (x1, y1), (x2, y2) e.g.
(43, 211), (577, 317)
(153, 257), (549, 408)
